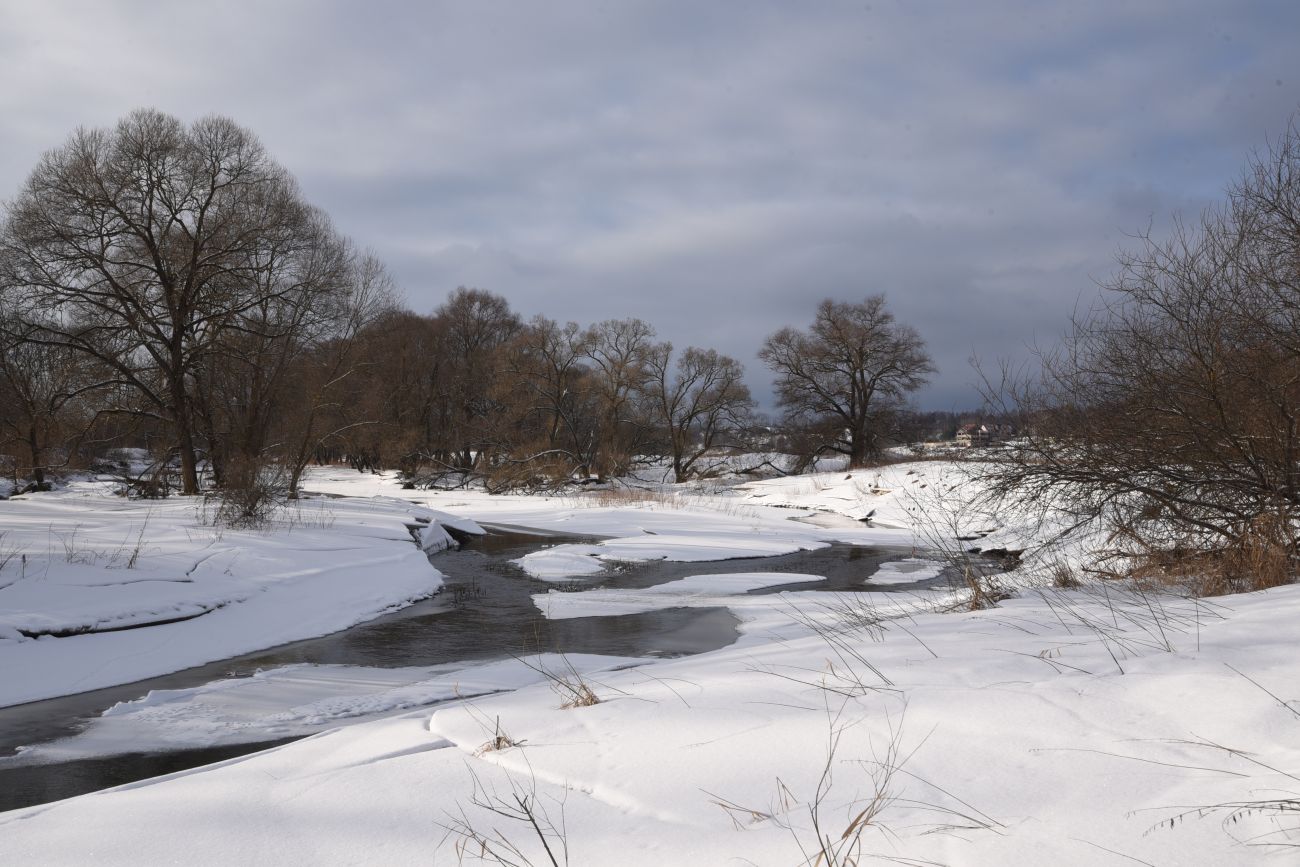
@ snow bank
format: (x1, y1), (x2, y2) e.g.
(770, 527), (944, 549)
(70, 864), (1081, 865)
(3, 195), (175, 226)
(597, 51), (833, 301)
(0, 485), (462, 707)
(513, 543), (610, 579)
(5, 654), (632, 763)
(4, 579), (1296, 865)
(416, 508), (485, 553)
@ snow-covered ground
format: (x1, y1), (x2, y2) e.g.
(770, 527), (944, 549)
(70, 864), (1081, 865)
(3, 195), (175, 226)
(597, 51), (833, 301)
(2, 462), (1297, 864)
(0, 479), (481, 707)
(0, 463), (915, 710)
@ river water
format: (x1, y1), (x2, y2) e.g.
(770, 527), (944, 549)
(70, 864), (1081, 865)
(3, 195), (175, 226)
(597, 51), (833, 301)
(0, 528), (948, 813)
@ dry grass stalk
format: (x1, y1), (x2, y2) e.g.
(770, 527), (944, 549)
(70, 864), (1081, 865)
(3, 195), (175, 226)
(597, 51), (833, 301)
(1129, 727), (1300, 851)
(1125, 512), (1296, 597)
(710, 700), (1001, 865)
(475, 716), (524, 756)
(1048, 559), (1081, 589)
(0, 533), (24, 575)
(516, 654), (603, 709)
(558, 681), (599, 709)
(439, 758), (569, 866)
(586, 486), (674, 508)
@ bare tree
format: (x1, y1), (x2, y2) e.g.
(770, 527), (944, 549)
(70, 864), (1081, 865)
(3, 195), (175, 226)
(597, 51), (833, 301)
(494, 316), (599, 480)
(582, 318), (662, 479)
(0, 316), (110, 488)
(280, 253), (398, 494)
(759, 296), (934, 467)
(0, 109), (346, 494)
(188, 209), (361, 489)
(647, 345), (754, 482)
(429, 287), (521, 473)
(339, 308), (447, 473)
(982, 116), (1300, 593)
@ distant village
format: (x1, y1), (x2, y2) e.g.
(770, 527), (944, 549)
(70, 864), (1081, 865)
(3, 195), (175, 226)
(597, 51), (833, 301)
(953, 421), (1018, 447)
(896, 411), (1021, 451)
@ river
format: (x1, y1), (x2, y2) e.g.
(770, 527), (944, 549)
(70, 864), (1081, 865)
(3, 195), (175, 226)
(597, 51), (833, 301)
(0, 527), (950, 813)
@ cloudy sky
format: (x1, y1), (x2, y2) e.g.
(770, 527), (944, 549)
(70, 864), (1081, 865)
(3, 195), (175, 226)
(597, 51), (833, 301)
(1, 1), (1298, 409)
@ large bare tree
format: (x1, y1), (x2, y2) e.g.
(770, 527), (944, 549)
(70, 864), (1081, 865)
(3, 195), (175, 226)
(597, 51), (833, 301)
(760, 295), (934, 467)
(0, 109), (347, 494)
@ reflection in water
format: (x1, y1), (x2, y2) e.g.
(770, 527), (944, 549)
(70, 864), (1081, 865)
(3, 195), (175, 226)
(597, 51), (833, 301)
(0, 530), (946, 813)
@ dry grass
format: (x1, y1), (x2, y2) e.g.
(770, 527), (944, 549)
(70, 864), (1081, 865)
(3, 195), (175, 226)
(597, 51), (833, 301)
(557, 681), (599, 709)
(585, 486), (677, 508)
(1023, 584), (1227, 673)
(440, 696), (568, 865)
(709, 700), (1001, 865)
(894, 472), (1009, 612)
(475, 716), (524, 756)
(557, 481), (755, 518)
(516, 654), (603, 709)
(0, 533), (26, 588)
(48, 519), (155, 570)
(1048, 559), (1082, 589)
(1129, 720), (1300, 851)
(1123, 513), (1296, 597)
(0, 532), (24, 572)
(439, 759), (569, 867)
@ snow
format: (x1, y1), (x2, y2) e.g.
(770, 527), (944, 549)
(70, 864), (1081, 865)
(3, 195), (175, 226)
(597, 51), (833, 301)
(515, 534), (830, 581)
(4, 577), (1297, 864)
(5, 654), (630, 763)
(299, 467), (916, 548)
(2, 461), (1298, 865)
(0, 482), (480, 707)
(514, 543), (610, 579)
(533, 571), (832, 623)
(865, 556), (945, 585)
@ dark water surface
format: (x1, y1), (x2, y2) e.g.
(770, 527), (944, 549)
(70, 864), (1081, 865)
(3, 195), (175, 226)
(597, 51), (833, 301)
(0, 528), (937, 812)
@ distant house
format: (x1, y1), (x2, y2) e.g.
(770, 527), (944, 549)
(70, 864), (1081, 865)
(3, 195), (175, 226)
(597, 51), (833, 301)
(956, 422), (1016, 448)
(955, 423), (989, 447)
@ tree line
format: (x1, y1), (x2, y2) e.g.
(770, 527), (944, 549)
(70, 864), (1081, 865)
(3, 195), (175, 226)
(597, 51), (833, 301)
(330, 291), (758, 489)
(0, 110), (936, 497)
(17, 105), (1299, 597)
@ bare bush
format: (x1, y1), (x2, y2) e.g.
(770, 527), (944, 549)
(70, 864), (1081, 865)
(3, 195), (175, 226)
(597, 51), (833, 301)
(1122, 512), (1296, 596)
(982, 116), (1300, 595)
(211, 458), (288, 529)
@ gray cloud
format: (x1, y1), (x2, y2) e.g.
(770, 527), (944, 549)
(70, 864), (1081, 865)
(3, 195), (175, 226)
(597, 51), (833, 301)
(2, 1), (1299, 409)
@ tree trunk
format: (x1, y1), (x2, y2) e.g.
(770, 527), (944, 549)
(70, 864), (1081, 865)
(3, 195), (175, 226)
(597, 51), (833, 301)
(848, 429), (870, 468)
(673, 460), (688, 484)
(171, 374), (201, 495)
(27, 426), (45, 486)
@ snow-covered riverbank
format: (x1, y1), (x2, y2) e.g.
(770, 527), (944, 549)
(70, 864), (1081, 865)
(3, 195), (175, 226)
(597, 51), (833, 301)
(0, 481), (480, 707)
(2, 462), (1297, 864)
(0, 463), (926, 709)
